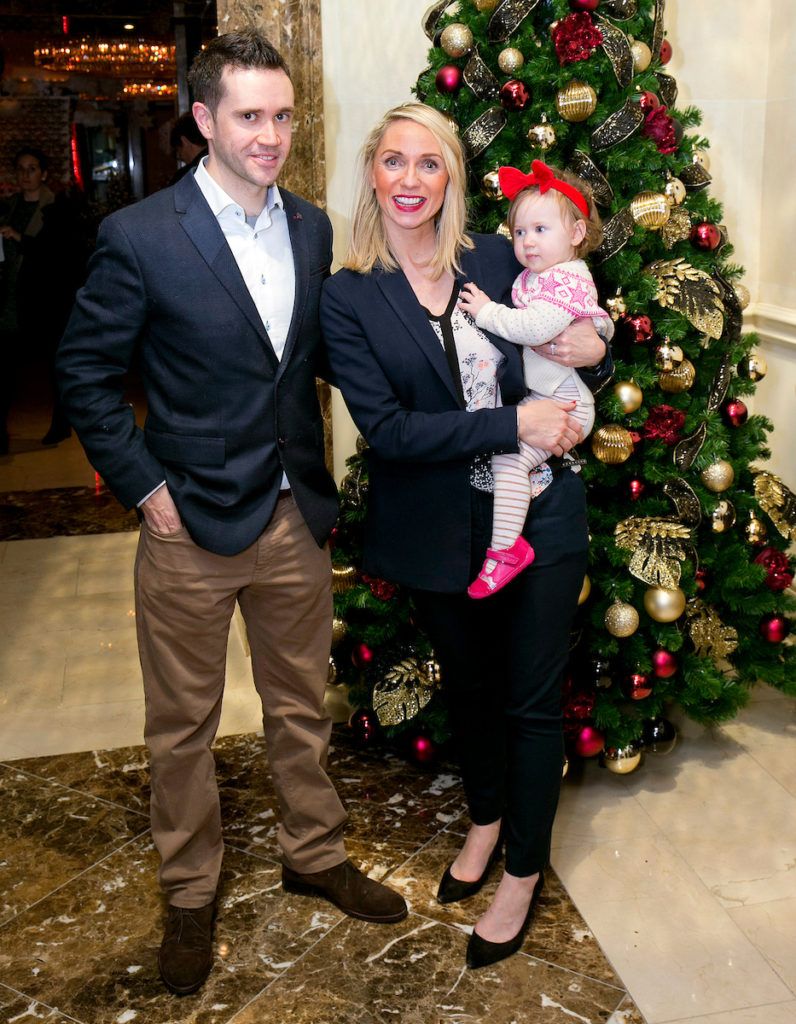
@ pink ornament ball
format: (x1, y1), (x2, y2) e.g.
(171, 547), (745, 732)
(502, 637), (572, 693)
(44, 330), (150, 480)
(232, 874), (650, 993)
(436, 65), (463, 94)
(759, 613), (790, 643)
(574, 724), (605, 758)
(721, 399), (748, 428)
(569, 0), (600, 9)
(409, 733), (436, 764)
(651, 648), (678, 679)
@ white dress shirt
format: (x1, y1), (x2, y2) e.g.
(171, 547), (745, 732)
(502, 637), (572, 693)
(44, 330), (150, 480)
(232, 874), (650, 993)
(139, 160), (294, 505)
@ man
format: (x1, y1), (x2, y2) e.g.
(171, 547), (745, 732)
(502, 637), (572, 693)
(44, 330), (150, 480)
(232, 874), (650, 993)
(57, 31), (406, 998)
(168, 111), (208, 184)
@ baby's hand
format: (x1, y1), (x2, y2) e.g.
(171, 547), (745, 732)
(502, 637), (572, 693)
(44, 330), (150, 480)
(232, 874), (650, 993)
(458, 282), (491, 318)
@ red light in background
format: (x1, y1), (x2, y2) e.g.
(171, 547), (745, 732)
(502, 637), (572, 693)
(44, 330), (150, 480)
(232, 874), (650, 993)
(62, 15), (70, 33)
(70, 124), (84, 191)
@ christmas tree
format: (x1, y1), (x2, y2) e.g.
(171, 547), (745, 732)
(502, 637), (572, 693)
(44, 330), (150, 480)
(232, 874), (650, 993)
(328, 0), (795, 771)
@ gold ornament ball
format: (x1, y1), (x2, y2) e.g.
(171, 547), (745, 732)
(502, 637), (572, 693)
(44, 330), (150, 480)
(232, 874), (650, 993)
(440, 23), (474, 58)
(700, 459), (735, 493)
(659, 358), (696, 393)
(592, 424), (635, 464)
(578, 574), (592, 605)
(744, 514), (768, 545)
(606, 293), (628, 321)
(630, 39), (652, 72)
(737, 352), (768, 382)
(614, 380), (643, 414)
(481, 169), (504, 201)
(474, 0), (499, 10)
(327, 656), (338, 686)
(562, 755), (569, 778)
(630, 191), (671, 230)
(654, 339), (684, 372)
(424, 659), (442, 685)
(498, 47), (524, 74)
(734, 283), (751, 310)
(331, 564), (357, 593)
(693, 149), (711, 171)
(527, 121), (557, 150)
(331, 617), (347, 648)
(711, 499), (737, 533)
(496, 220), (513, 240)
(603, 743), (642, 774)
(664, 177), (687, 206)
(605, 600), (640, 637)
(556, 80), (598, 122)
(644, 586), (686, 623)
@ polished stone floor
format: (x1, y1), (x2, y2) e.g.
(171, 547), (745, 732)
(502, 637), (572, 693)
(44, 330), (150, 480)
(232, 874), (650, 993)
(0, 731), (644, 1024)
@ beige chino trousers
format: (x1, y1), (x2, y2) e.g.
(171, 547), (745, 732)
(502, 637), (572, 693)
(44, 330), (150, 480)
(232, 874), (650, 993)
(134, 493), (347, 908)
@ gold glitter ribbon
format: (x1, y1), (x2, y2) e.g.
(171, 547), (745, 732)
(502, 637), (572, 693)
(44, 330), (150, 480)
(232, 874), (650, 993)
(570, 150), (614, 207)
(754, 472), (796, 541)
(655, 71), (678, 108)
(646, 257), (725, 340)
(373, 658), (438, 726)
(686, 599), (738, 663)
(463, 47), (500, 100)
(422, 0), (453, 40)
(615, 516), (692, 589)
(663, 478), (703, 527)
(661, 207), (691, 250)
(706, 352), (733, 412)
(461, 105), (507, 159)
(679, 162), (712, 193)
(711, 269), (743, 342)
(673, 421), (708, 472)
(590, 99), (645, 152)
(596, 16), (634, 88)
(487, 0), (542, 42)
(651, 0), (667, 59)
(593, 206), (635, 263)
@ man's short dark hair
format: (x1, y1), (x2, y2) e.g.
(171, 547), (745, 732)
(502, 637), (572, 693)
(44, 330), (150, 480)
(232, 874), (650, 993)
(188, 31), (290, 115)
(14, 146), (48, 174)
(170, 112), (206, 150)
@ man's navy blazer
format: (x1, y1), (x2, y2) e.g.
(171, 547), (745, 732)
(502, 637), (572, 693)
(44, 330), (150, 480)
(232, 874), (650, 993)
(57, 172), (338, 556)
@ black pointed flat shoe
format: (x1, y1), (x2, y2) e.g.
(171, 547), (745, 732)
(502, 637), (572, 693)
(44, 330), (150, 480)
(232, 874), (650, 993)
(436, 833), (503, 905)
(465, 870), (544, 970)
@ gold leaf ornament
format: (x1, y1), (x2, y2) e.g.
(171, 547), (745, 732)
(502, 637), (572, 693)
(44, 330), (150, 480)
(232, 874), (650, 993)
(753, 471), (796, 541)
(686, 599), (739, 663)
(615, 515), (692, 589)
(372, 658), (439, 727)
(646, 258), (725, 340)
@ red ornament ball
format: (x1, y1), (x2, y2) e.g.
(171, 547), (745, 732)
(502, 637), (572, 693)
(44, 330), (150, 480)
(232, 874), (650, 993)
(759, 613), (790, 643)
(695, 567), (709, 593)
(629, 478), (646, 502)
(499, 79), (531, 112)
(628, 430), (643, 452)
(660, 39), (673, 64)
(569, 0), (600, 9)
(721, 398), (748, 428)
(574, 724), (605, 758)
(638, 90), (660, 113)
(564, 692), (596, 721)
(623, 672), (653, 701)
(349, 707), (379, 745)
(690, 222), (722, 251)
(409, 733), (436, 765)
(619, 313), (654, 344)
(651, 648), (678, 679)
(435, 65), (463, 94)
(351, 642), (375, 669)
(753, 548), (794, 593)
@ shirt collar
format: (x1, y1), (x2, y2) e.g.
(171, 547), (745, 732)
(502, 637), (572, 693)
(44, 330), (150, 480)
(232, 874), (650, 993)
(193, 156), (284, 222)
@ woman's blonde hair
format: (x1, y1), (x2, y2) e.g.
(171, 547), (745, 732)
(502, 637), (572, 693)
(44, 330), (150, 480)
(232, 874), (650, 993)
(344, 102), (474, 279)
(507, 166), (603, 259)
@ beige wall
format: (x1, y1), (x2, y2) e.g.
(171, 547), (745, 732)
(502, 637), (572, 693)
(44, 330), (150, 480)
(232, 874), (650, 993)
(322, 0), (795, 485)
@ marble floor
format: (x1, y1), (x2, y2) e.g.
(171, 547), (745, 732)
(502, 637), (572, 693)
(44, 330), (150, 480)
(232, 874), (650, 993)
(1, 388), (795, 1024)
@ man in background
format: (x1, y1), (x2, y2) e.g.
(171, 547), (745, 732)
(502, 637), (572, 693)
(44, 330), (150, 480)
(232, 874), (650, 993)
(168, 111), (208, 184)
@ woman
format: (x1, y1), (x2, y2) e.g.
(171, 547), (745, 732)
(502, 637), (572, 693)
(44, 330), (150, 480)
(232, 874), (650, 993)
(321, 103), (612, 969)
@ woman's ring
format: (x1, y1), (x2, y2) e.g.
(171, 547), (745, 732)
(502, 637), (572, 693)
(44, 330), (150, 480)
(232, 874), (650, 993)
(550, 342), (557, 356)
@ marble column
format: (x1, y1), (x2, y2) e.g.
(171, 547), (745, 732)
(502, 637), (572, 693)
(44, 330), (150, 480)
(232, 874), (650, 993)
(216, 0), (333, 468)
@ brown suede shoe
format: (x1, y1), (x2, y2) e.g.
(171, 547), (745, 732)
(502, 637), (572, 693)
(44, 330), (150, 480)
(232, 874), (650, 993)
(158, 901), (215, 996)
(282, 859), (408, 923)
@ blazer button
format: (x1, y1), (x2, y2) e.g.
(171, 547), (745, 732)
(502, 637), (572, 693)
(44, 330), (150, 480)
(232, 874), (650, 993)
(278, 436), (286, 447)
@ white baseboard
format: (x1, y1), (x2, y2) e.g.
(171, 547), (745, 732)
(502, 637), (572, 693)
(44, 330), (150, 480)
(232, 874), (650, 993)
(745, 303), (796, 349)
